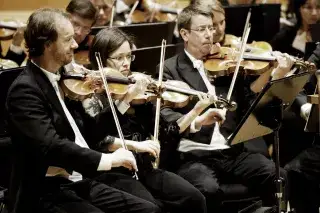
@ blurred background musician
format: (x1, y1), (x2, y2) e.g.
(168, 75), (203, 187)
(270, 0), (320, 58)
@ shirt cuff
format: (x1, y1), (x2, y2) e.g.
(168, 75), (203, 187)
(190, 118), (202, 133)
(9, 44), (24, 54)
(300, 103), (312, 120)
(97, 153), (113, 171)
(115, 100), (130, 114)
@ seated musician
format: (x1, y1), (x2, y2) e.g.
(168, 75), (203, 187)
(270, 0), (320, 57)
(90, 0), (124, 26)
(66, 0), (98, 51)
(6, 8), (163, 213)
(79, 27), (209, 213)
(157, 5), (295, 212)
(284, 43), (320, 213)
(0, 24), (26, 66)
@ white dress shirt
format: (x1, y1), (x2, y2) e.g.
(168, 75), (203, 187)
(177, 51), (229, 152)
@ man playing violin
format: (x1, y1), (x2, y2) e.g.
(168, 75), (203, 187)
(66, 0), (98, 51)
(157, 5), (296, 212)
(6, 8), (163, 213)
(78, 27), (210, 213)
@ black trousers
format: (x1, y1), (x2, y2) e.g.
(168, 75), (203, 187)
(175, 146), (287, 212)
(94, 168), (207, 213)
(285, 144), (320, 213)
(39, 176), (160, 213)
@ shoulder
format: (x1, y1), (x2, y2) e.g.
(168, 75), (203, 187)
(7, 66), (41, 102)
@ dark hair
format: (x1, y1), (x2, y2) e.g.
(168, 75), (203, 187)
(66, 0), (98, 24)
(288, 0), (308, 27)
(89, 28), (134, 69)
(177, 5), (214, 32)
(24, 8), (69, 57)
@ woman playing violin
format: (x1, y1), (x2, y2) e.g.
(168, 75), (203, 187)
(79, 27), (217, 213)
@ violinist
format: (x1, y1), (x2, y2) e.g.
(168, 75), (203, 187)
(157, 5), (295, 212)
(80, 27), (208, 213)
(6, 8), (159, 213)
(66, 0), (98, 51)
(0, 23), (26, 66)
(284, 43), (320, 213)
(90, 0), (123, 26)
(192, 0), (226, 44)
(270, 0), (320, 57)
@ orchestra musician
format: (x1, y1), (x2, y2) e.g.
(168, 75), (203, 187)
(270, 0), (320, 57)
(5, 8), (163, 213)
(284, 43), (320, 213)
(66, 0), (98, 51)
(79, 27), (208, 213)
(157, 5), (295, 212)
(0, 24), (26, 66)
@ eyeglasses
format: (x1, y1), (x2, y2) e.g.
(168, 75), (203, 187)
(188, 25), (216, 34)
(302, 5), (320, 11)
(70, 19), (91, 34)
(109, 54), (135, 62)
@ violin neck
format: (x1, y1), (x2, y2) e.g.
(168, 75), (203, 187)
(164, 84), (205, 97)
(106, 76), (135, 84)
(243, 53), (275, 61)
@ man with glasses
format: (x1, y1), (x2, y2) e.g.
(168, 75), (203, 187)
(90, 0), (119, 26)
(66, 0), (98, 50)
(157, 5), (295, 212)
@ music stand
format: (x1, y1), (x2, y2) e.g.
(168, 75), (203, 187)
(227, 72), (311, 213)
(90, 22), (175, 48)
(131, 43), (183, 76)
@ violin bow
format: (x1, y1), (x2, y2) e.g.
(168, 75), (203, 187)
(152, 39), (166, 168)
(109, 0), (116, 27)
(125, 0), (139, 25)
(239, 9), (251, 51)
(95, 52), (139, 180)
(209, 23), (251, 145)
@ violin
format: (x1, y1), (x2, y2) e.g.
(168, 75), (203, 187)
(0, 58), (19, 69)
(161, 80), (237, 110)
(224, 34), (273, 53)
(0, 20), (25, 41)
(61, 67), (135, 101)
(205, 46), (314, 78)
(204, 46), (273, 78)
(61, 67), (236, 109)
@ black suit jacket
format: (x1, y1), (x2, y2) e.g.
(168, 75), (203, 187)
(0, 43), (26, 66)
(269, 25), (304, 57)
(291, 44), (320, 115)
(6, 61), (113, 213)
(158, 51), (256, 146)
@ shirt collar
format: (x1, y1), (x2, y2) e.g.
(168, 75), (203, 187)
(31, 60), (61, 84)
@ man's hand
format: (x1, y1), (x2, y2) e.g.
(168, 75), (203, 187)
(12, 26), (25, 47)
(271, 52), (295, 79)
(195, 108), (226, 127)
(110, 148), (138, 171)
(210, 43), (221, 55)
(132, 140), (160, 158)
(194, 92), (217, 112)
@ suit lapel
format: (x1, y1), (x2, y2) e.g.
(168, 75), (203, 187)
(28, 61), (70, 126)
(176, 51), (208, 93)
